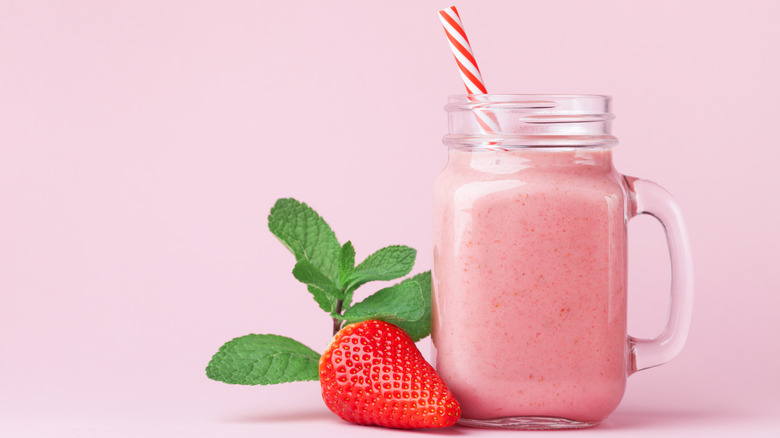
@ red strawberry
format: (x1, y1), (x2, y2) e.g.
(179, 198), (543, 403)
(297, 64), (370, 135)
(318, 320), (460, 429)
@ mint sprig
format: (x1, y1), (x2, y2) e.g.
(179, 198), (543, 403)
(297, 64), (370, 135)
(206, 198), (432, 386)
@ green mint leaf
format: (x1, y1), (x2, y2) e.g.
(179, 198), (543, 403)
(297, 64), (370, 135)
(306, 286), (334, 314)
(338, 241), (356, 289)
(292, 259), (343, 305)
(206, 334), (320, 385)
(345, 245), (417, 293)
(268, 198), (341, 312)
(393, 271), (432, 342)
(342, 279), (424, 325)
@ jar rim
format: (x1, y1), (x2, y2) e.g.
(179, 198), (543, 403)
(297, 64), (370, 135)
(446, 94), (612, 113)
(448, 93), (611, 98)
(444, 94), (616, 148)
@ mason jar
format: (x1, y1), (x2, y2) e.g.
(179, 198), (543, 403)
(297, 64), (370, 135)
(432, 95), (693, 429)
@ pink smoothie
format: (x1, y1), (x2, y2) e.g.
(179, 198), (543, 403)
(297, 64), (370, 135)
(432, 147), (629, 423)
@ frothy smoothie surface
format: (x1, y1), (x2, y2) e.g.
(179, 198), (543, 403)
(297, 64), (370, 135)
(432, 148), (629, 423)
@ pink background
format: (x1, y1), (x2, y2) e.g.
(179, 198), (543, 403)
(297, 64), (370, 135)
(2, 0), (778, 436)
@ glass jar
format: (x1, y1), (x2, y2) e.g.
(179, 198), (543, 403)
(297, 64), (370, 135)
(432, 95), (693, 429)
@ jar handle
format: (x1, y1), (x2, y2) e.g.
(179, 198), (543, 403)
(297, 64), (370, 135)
(626, 177), (694, 374)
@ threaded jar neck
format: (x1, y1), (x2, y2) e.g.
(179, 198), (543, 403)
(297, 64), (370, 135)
(444, 94), (618, 149)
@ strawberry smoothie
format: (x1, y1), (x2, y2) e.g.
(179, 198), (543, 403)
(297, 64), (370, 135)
(432, 147), (630, 425)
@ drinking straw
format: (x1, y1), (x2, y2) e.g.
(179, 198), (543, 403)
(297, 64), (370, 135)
(438, 6), (487, 94)
(438, 6), (502, 138)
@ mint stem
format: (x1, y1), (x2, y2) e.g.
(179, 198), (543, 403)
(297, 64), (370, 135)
(332, 300), (344, 336)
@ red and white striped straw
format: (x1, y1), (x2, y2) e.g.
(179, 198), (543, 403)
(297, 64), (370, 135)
(438, 6), (487, 95)
(438, 6), (502, 141)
